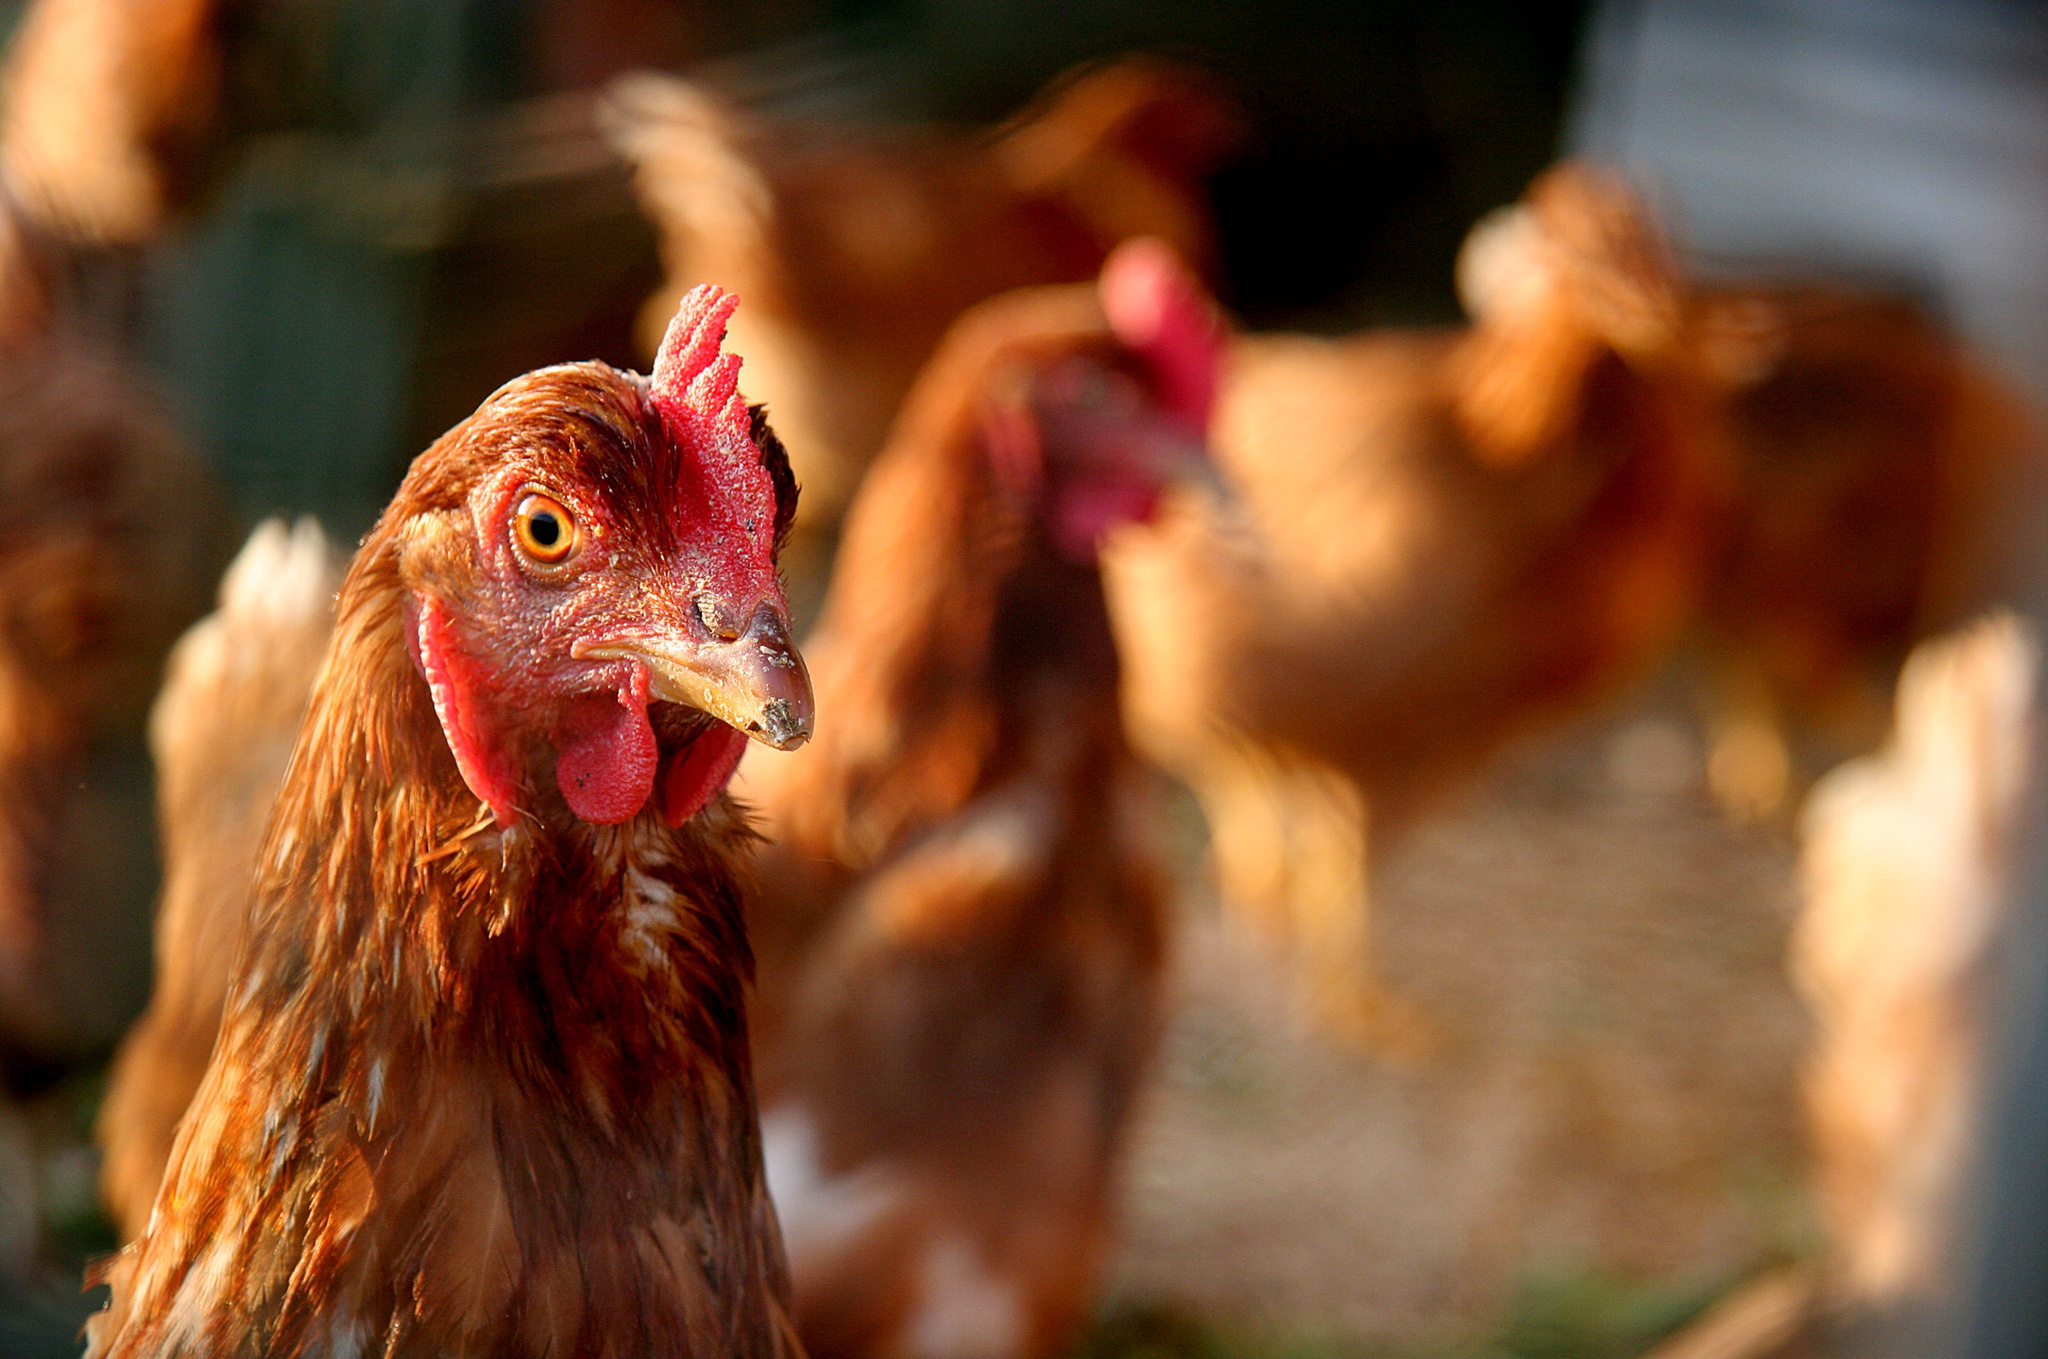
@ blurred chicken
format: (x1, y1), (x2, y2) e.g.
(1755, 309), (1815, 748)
(1104, 164), (1727, 1050)
(732, 240), (1221, 1359)
(88, 287), (813, 1355)
(0, 183), (49, 351)
(1463, 203), (2041, 822)
(1792, 612), (2035, 1311)
(96, 518), (344, 1242)
(606, 56), (1236, 587)
(0, 0), (219, 246)
(1689, 287), (2035, 820)
(0, 261), (232, 1059)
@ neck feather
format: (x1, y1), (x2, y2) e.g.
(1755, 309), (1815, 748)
(96, 529), (789, 1359)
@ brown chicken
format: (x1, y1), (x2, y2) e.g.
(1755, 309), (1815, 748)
(731, 240), (1222, 1359)
(87, 286), (815, 1356)
(1689, 287), (2036, 819)
(1461, 202), (2041, 820)
(0, 0), (219, 246)
(97, 517), (346, 1242)
(1793, 611), (2034, 1312)
(0, 184), (49, 349)
(1102, 164), (1727, 1048)
(605, 56), (1236, 580)
(0, 305), (232, 1061)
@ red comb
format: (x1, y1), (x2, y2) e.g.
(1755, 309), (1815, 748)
(645, 284), (786, 609)
(1100, 238), (1225, 429)
(650, 284), (753, 460)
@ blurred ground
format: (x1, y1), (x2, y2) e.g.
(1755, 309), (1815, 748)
(1101, 688), (1815, 1356)
(0, 683), (1816, 1357)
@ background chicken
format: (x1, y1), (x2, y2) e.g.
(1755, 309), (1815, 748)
(731, 240), (1221, 1359)
(1792, 611), (2035, 1315)
(1458, 199), (2042, 824)
(1690, 288), (2037, 821)
(95, 518), (345, 1243)
(606, 56), (1236, 598)
(1102, 164), (1726, 1050)
(0, 0), (218, 249)
(88, 288), (813, 1356)
(0, 244), (232, 1066)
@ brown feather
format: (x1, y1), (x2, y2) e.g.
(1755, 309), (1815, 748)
(98, 519), (344, 1242)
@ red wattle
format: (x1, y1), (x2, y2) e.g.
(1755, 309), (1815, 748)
(555, 667), (660, 825)
(659, 724), (750, 826)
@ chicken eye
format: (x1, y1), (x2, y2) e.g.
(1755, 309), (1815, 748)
(512, 493), (576, 564)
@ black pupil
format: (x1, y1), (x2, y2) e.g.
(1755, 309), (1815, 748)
(529, 510), (560, 547)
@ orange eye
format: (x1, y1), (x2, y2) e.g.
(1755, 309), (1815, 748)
(512, 493), (576, 564)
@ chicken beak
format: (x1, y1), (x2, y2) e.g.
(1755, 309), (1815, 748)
(1135, 424), (1230, 507)
(1163, 434), (1228, 501)
(584, 602), (814, 751)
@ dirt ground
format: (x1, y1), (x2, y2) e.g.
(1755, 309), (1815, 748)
(1108, 694), (1817, 1351)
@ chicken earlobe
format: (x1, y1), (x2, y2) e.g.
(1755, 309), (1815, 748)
(410, 592), (519, 825)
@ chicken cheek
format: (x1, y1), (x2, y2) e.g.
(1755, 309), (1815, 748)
(555, 665), (661, 825)
(658, 723), (749, 826)
(413, 597), (666, 826)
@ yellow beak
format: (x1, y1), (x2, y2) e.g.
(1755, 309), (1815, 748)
(582, 601), (813, 751)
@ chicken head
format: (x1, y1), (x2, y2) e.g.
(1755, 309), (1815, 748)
(398, 284), (813, 830)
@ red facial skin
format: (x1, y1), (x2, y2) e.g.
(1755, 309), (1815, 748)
(986, 239), (1229, 564)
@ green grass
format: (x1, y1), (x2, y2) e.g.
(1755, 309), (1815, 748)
(1081, 1264), (1738, 1359)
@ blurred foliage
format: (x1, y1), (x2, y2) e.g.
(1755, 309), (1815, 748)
(1470, 1269), (1722, 1359)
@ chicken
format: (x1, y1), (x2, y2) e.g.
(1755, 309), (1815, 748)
(0, 320), (233, 1060)
(0, 0), (219, 246)
(731, 240), (1222, 1359)
(1461, 198), (2042, 820)
(605, 57), (1236, 585)
(1792, 612), (2035, 1311)
(96, 517), (345, 1242)
(87, 285), (815, 1356)
(1102, 164), (1727, 1048)
(0, 106), (234, 1064)
(1687, 285), (2036, 819)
